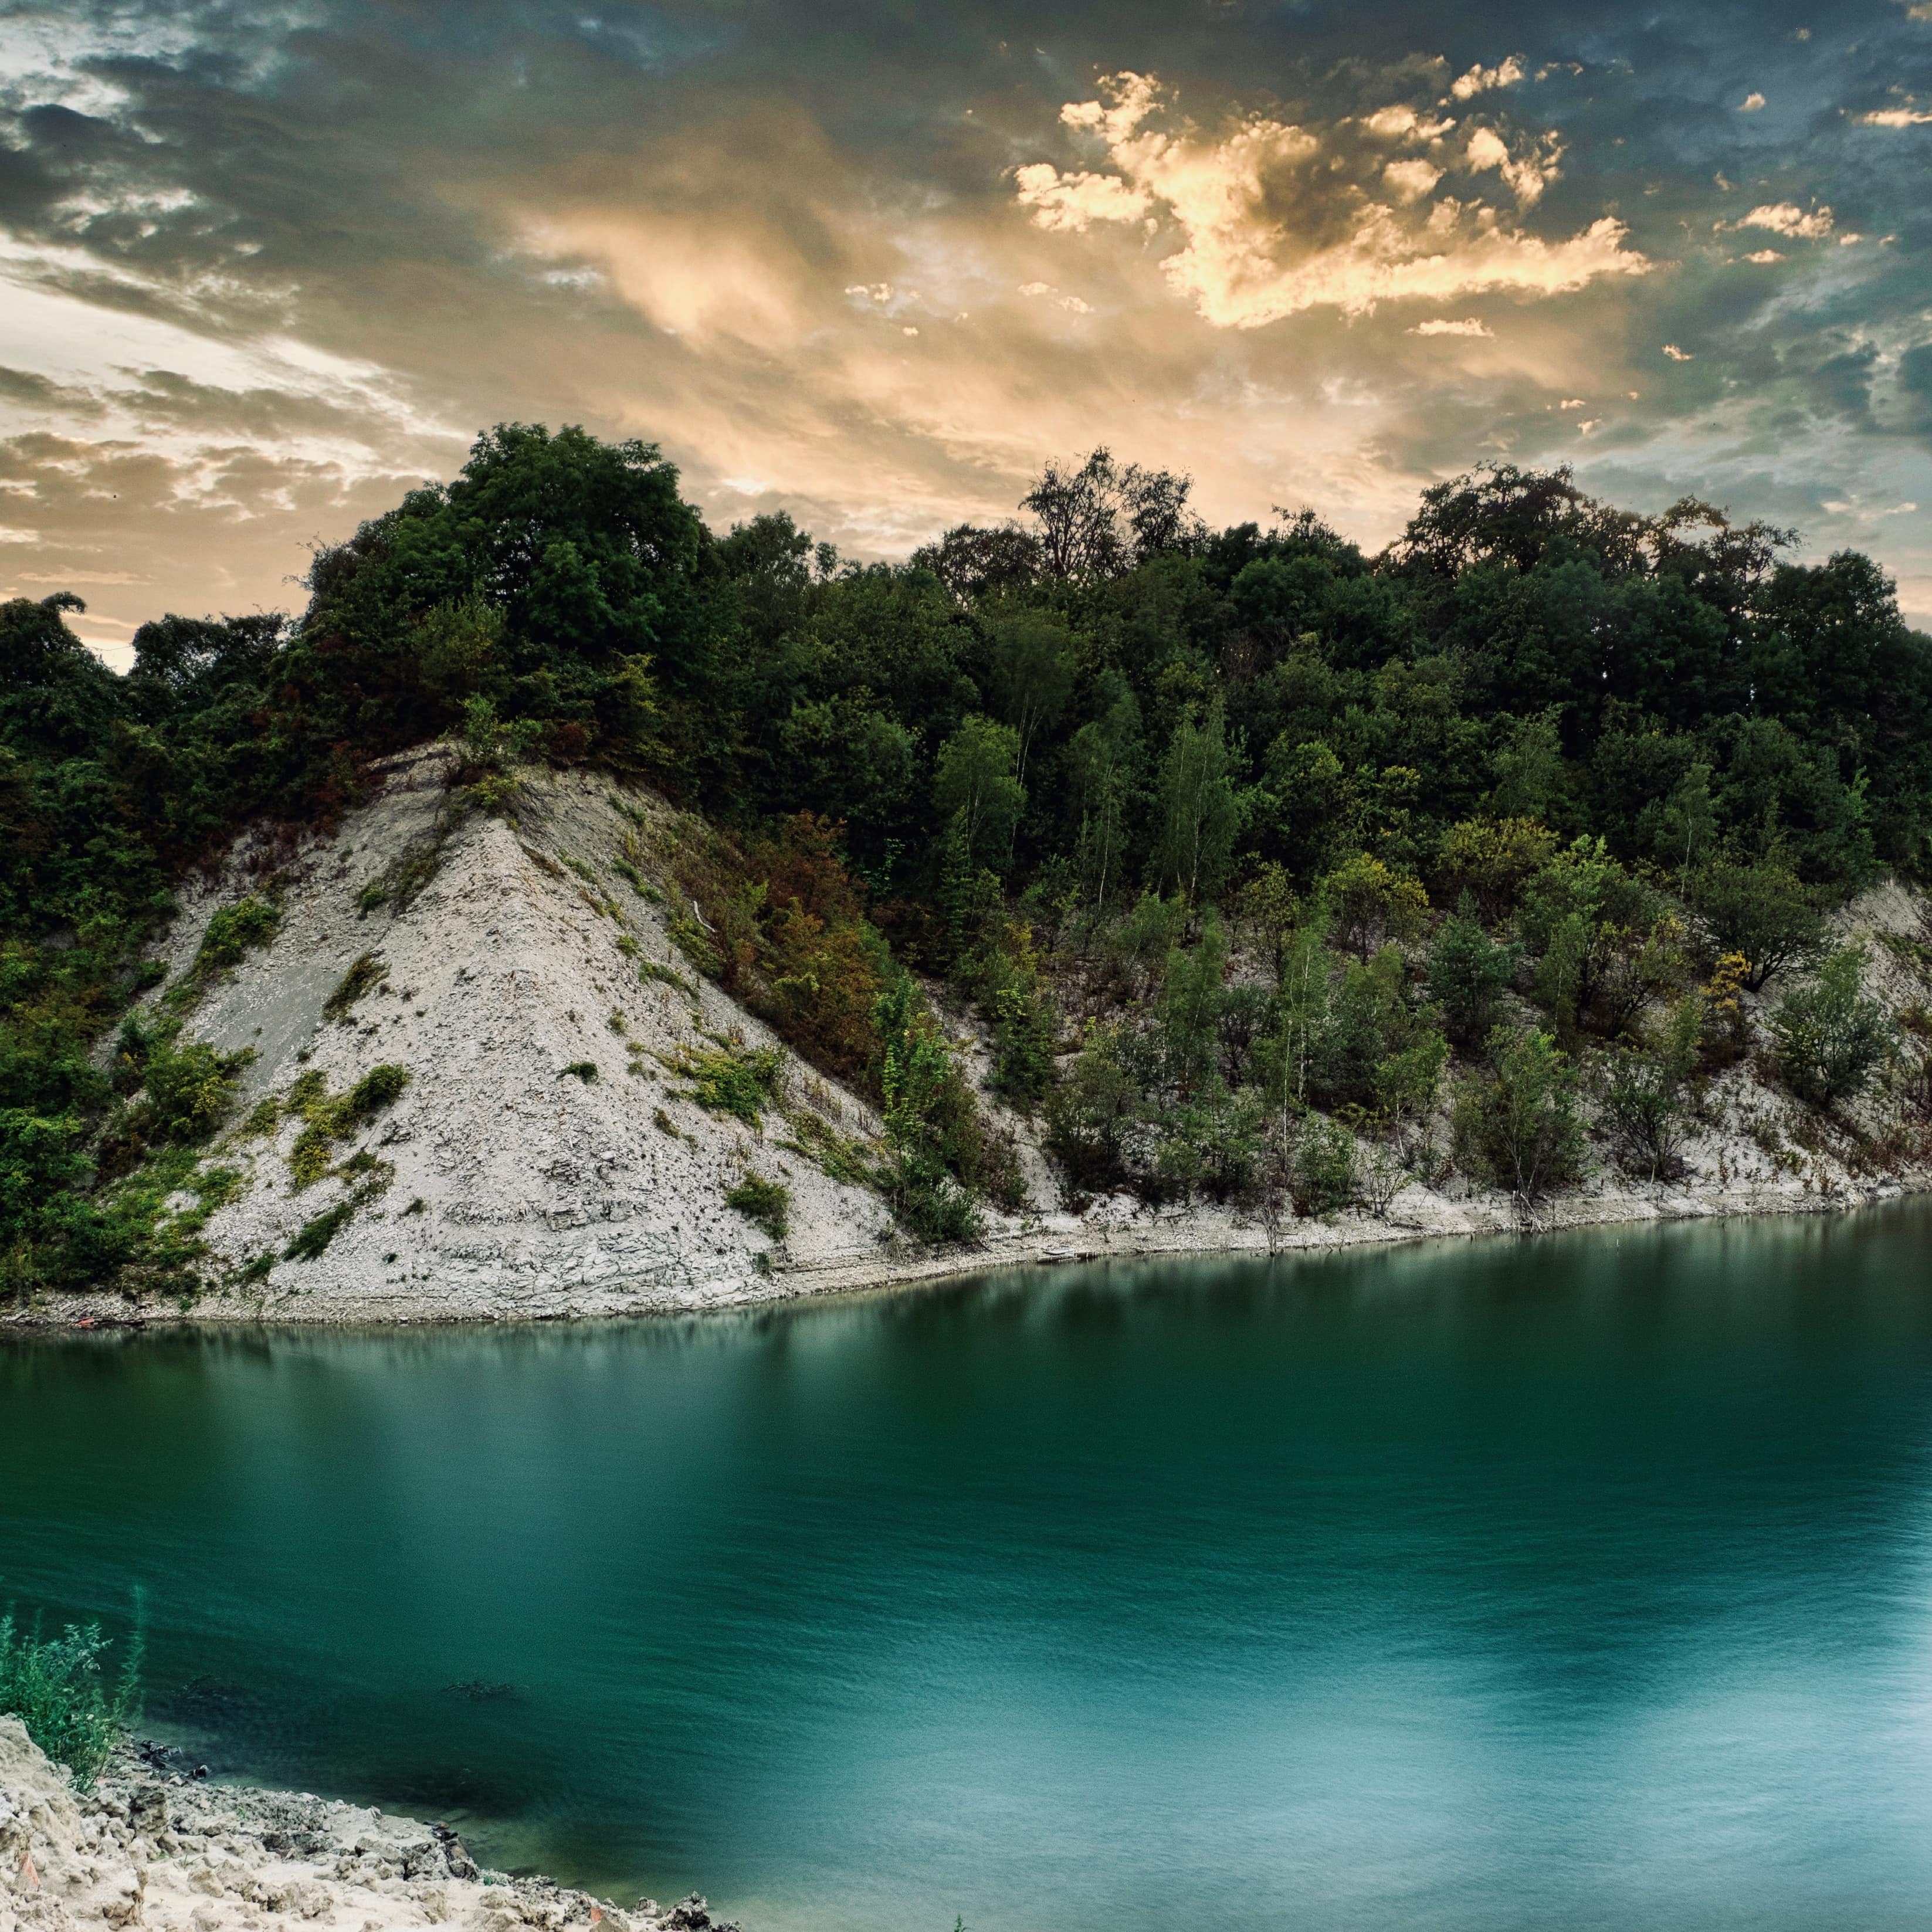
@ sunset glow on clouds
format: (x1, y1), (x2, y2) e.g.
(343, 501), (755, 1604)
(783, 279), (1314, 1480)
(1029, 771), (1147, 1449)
(1, 0), (1930, 656)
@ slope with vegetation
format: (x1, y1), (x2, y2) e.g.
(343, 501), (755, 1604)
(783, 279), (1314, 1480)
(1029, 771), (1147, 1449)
(5, 428), (1932, 1314)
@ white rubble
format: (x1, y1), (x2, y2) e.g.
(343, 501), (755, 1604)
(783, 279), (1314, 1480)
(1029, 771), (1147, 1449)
(0, 1720), (735, 1932)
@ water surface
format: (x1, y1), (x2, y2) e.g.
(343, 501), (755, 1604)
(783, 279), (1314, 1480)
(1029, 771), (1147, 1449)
(8, 1206), (1932, 1930)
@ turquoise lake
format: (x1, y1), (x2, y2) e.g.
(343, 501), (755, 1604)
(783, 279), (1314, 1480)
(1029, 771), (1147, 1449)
(8, 1204), (1932, 1930)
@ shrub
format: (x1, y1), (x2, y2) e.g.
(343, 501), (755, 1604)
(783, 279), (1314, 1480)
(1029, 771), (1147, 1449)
(284, 1063), (411, 1188)
(874, 974), (1013, 1236)
(193, 896), (280, 977)
(1316, 852), (1430, 962)
(1453, 1026), (1584, 1201)
(1043, 1022), (1142, 1199)
(1427, 893), (1519, 1046)
(639, 958), (693, 993)
(960, 918), (1059, 1109)
(560, 1060), (598, 1083)
(1595, 999), (1702, 1181)
(324, 951), (387, 1020)
(1289, 1112), (1357, 1217)
(1154, 1075), (1265, 1203)
(662, 1042), (782, 1126)
(1431, 817), (1557, 923)
(142, 1035), (246, 1143)
(0, 1604), (143, 1789)
(1690, 857), (1825, 991)
(357, 842), (446, 914)
(782, 1109), (876, 1188)
(724, 1172), (790, 1240)
(1771, 948), (1889, 1108)
(284, 1198), (355, 1259)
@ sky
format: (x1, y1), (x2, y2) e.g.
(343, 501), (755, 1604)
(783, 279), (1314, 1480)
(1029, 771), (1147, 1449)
(2, 1), (1931, 665)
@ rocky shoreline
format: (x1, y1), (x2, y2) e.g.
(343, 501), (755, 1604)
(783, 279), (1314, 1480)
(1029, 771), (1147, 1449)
(6, 1165), (1928, 1331)
(0, 1723), (736, 1932)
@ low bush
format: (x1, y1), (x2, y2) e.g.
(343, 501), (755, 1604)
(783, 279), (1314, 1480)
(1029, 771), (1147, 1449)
(1453, 1026), (1585, 1202)
(1289, 1111), (1357, 1217)
(724, 1172), (790, 1240)
(192, 896), (280, 978)
(285, 1063), (411, 1189)
(324, 951), (387, 1020)
(662, 1041), (782, 1127)
(284, 1198), (355, 1260)
(1771, 948), (1889, 1109)
(0, 1604), (143, 1789)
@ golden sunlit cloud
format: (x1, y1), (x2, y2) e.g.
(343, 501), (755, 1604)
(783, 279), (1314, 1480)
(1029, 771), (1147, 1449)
(1011, 72), (1649, 330)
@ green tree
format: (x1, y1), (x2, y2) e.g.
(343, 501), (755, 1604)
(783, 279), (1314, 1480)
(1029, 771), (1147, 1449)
(1595, 996), (1702, 1181)
(1770, 948), (1889, 1108)
(1427, 894), (1520, 1046)
(1156, 915), (1229, 1092)
(1316, 852), (1430, 963)
(1151, 699), (1242, 906)
(1689, 857), (1825, 991)
(1042, 1022), (1143, 1199)
(1453, 1026), (1584, 1201)
(934, 716), (1026, 873)
(989, 607), (1077, 787)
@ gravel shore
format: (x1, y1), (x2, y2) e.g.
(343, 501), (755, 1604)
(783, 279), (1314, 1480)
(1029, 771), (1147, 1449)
(0, 1723), (737, 1932)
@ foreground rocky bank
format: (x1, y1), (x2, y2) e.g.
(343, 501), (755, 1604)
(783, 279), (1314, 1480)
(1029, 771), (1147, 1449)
(0, 1724), (736, 1932)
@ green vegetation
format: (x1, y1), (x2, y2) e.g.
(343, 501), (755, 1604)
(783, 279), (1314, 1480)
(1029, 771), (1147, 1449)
(325, 951), (387, 1019)
(0, 1603), (143, 1788)
(1771, 949), (1890, 1108)
(779, 1107), (877, 1188)
(284, 1198), (357, 1260)
(191, 896), (280, 979)
(560, 1060), (599, 1083)
(286, 1064), (411, 1189)
(5, 426), (1929, 1293)
(724, 1171), (791, 1240)
(660, 1039), (782, 1127)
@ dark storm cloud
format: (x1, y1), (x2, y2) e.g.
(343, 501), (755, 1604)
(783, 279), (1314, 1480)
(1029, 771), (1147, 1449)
(2, 0), (1930, 656)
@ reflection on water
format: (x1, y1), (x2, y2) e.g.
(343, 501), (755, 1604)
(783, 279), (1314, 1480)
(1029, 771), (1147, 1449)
(8, 1205), (1932, 1931)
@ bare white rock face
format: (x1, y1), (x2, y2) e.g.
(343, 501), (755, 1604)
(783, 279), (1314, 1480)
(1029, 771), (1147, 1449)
(0, 1718), (735, 1932)
(9, 745), (1930, 1329)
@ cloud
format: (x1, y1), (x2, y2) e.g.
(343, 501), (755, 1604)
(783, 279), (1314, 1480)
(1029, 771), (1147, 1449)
(1015, 72), (1646, 330)
(1449, 57), (1524, 101)
(0, 0), (1926, 649)
(15, 568), (148, 584)
(1384, 158), (1443, 202)
(1361, 105), (1455, 142)
(1743, 249), (1784, 263)
(1012, 164), (1153, 232)
(1737, 202), (1834, 238)
(1860, 106), (1932, 126)
(1462, 124), (1562, 204)
(1663, 344), (1693, 360)
(1740, 92), (1766, 111)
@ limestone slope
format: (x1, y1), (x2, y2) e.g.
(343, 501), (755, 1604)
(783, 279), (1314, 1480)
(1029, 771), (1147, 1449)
(106, 748), (903, 1319)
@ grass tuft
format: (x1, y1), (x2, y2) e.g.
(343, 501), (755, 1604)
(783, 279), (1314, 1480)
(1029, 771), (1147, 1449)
(724, 1172), (790, 1242)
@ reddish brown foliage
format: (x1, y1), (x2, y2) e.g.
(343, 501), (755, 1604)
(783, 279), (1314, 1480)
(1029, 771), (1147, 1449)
(673, 812), (885, 1089)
